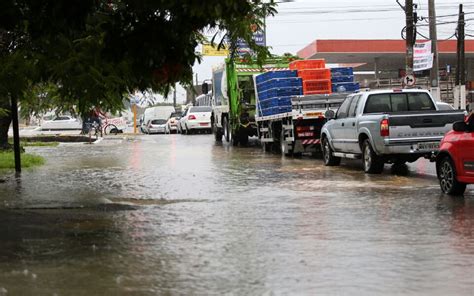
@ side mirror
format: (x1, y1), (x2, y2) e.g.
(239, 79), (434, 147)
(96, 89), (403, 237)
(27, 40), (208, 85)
(453, 121), (467, 132)
(325, 109), (335, 120)
(202, 83), (209, 95)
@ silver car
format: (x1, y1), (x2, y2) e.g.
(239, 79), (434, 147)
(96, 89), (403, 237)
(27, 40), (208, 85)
(145, 118), (167, 134)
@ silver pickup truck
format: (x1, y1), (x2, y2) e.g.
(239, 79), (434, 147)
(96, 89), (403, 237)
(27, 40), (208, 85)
(321, 89), (466, 174)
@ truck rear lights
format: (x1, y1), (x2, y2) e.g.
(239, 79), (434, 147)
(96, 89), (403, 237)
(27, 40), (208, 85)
(380, 119), (389, 137)
(296, 126), (314, 132)
(188, 115), (196, 120)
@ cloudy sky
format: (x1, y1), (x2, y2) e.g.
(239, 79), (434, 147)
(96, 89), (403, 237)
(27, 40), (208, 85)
(191, 0), (473, 88)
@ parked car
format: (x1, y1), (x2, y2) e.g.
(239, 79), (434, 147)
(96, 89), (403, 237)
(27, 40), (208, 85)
(140, 106), (175, 133)
(321, 89), (466, 173)
(178, 106), (212, 134)
(144, 118), (167, 134)
(40, 115), (82, 130)
(436, 114), (474, 195)
(165, 111), (182, 134)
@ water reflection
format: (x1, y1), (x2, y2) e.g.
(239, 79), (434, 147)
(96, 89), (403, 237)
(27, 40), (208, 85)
(0, 135), (472, 295)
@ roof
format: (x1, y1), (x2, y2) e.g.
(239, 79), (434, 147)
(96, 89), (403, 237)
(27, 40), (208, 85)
(297, 39), (474, 71)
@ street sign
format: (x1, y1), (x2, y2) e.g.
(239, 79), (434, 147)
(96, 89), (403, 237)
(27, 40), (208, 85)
(402, 75), (416, 86)
(202, 44), (229, 56)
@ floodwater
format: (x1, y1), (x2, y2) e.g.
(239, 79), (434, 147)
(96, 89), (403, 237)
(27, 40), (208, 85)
(0, 134), (473, 295)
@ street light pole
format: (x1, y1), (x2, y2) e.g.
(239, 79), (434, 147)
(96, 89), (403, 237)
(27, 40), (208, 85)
(405, 0), (415, 77)
(429, 0), (440, 101)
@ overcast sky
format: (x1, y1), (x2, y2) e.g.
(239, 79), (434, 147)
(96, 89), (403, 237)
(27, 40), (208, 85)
(191, 0), (473, 88)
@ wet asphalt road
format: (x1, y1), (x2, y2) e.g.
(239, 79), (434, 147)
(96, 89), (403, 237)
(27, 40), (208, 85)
(0, 134), (473, 295)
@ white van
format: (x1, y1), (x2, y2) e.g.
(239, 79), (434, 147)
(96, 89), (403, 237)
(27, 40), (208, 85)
(141, 106), (176, 133)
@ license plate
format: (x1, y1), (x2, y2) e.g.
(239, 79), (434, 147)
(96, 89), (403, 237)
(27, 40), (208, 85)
(305, 112), (323, 117)
(417, 142), (440, 151)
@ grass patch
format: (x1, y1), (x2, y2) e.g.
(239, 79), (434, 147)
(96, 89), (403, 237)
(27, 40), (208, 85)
(8, 140), (59, 147)
(0, 152), (45, 169)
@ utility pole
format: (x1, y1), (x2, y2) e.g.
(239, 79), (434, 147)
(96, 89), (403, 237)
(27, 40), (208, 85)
(429, 0), (440, 101)
(11, 95), (21, 174)
(405, 0), (415, 77)
(455, 4), (466, 109)
(173, 83), (177, 107)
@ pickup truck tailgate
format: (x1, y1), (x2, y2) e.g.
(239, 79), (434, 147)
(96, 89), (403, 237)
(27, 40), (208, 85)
(388, 111), (465, 144)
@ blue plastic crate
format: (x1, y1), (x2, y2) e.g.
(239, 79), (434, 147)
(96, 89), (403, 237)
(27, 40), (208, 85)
(332, 82), (360, 93)
(331, 75), (354, 83)
(256, 70), (298, 85)
(278, 106), (292, 113)
(330, 67), (354, 77)
(257, 77), (303, 92)
(259, 87), (302, 100)
(278, 96), (292, 106)
(259, 98), (279, 109)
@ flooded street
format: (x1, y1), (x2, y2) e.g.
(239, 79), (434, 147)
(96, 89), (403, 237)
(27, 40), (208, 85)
(0, 134), (473, 295)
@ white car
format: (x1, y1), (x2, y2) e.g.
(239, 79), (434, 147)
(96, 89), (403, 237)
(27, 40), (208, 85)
(144, 118), (167, 134)
(40, 115), (82, 130)
(165, 111), (182, 134)
(178, 106), (212, 134)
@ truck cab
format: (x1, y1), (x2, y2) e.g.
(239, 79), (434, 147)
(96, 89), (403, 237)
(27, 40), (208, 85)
(211, 57), (291, 146)
(436, 115), (474, 195)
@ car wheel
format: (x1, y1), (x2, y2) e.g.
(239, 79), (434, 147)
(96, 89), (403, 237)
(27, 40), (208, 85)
(362, 139), (384, 174)
(322, 137), (340, 166)
(438, 157), (467, 195)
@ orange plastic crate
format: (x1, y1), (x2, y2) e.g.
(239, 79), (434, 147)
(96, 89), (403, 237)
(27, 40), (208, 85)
(298, 69), (331, 81)
(289, 59), (326, 70)
(303, 79), (331, 94)
(304, 90), (332, 95)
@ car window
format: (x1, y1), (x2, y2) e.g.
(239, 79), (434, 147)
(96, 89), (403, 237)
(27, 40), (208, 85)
(151, 119), (167, 124)
(407, 93), (435, 111)
(390, 93), (408, 112)
(55, 116), (70, 121)
(348, 95), (361, 118)
(364, 94), (391, 113)
(190, 106), (212, 113)
(336, 97), (353, 119)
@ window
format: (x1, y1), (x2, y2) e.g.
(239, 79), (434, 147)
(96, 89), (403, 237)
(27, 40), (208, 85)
(151, 119), (167, 124)
(190, 106), (212, 112)
(336, 97), (353, 119)
(364, 92), (435, 113)
(407, 93), (435, 111)
(348, 95), (361, 117)
(364, 94), (391, 113)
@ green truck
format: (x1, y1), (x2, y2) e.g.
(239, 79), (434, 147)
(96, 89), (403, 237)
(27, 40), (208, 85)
(211, 57), (292, 146)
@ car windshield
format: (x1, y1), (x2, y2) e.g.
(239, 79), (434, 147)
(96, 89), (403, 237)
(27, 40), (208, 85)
(190, 106), (212, 113)
(151, 119), (167, 124)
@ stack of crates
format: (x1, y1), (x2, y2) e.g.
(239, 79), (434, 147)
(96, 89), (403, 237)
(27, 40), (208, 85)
(256, 70), (302, 116)
(290, 59), (332, 95)
(330, 67), (360, 93)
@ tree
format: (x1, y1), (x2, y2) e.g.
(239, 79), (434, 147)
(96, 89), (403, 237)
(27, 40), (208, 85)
(0, 0), (276, 148)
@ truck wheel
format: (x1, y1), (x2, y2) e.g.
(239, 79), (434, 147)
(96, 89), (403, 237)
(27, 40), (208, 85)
(438, 157), (466, 195)
(280, 130), (292, 156)
(322, 137), (340, 166)
(362, 139), (384, 174)
(223, 117), (230, 143)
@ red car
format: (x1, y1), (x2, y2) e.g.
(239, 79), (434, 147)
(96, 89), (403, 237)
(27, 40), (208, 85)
(436, 114), (474, 195)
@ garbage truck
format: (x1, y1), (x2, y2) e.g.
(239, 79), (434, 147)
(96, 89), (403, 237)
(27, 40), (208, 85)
(210, 57), (293, 146)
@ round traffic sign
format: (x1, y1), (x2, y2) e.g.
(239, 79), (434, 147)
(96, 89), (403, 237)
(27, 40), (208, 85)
(402, 75), (416, 86)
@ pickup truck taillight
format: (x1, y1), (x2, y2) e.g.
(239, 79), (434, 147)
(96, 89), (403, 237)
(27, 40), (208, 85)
(380, 119), (389, 137)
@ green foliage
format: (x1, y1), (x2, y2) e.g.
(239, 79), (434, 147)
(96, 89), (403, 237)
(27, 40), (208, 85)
(0, 152), (45, 169)
(0, 0), (277, 117)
